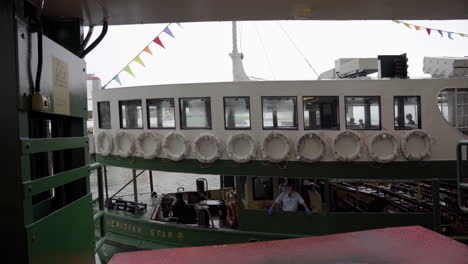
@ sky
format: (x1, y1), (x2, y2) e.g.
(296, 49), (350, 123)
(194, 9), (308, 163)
(84, 20), (468, 88)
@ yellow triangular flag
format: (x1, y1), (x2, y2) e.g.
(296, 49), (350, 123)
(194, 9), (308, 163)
(459, 33), (466, 37)
(403, 23), (411, 29)
(133, 56), (145, 67)
(123, 65), (135, 77)
(143, 46), (152, 55)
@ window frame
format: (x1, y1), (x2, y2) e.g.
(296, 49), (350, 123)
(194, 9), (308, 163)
(261, 96), (298, 130)
(252, 177), (274, 201)
(302, 96), (340, 130)
(344, 96), (382, 130)
(179, 97), (212, 130)
(223, 96), (252, 130)
(146, 98), (176, 130)
(97, 101), (111, 129)
(118, 99), (143, 129)
(393, 96), (422, 130)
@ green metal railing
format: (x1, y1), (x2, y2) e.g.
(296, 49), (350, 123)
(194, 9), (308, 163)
(89, 163), (106, 252)
(456, 140), (468, 213)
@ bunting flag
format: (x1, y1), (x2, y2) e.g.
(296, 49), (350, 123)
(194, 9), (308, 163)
(133, 56), (145, 67)
(103, 23), (183, 88)
(177, 23), (183, 29)
(153, 36), (165, 48)
(393, 20), (468, 41)
(163, 27), (175, 38)
(143, 46), (152, 55)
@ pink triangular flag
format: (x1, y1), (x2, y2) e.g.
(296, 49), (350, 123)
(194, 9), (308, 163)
(426, 28), (431, 36)
(153, 36), (165, 48)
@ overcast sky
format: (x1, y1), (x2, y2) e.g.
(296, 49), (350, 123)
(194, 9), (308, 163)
(84, 20), (468, 88)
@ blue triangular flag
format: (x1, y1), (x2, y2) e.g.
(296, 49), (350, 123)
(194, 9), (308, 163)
(438, 30), (443, 37)
(448, 32), (454, 40)
(163, 26), (175, 38)
(113, 75), (122, 85)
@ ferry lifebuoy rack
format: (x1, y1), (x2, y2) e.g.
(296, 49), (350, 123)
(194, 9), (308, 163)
(295, 132), (326, 162)
(227, 132), (257, 163)
(401, 129), (432, 161)
(162, 132), (190, 161)
(262, 132), (290, 163)
(332, 130), (362, 162)
(114, 131), (135, 158)
(193, 133), (224, 164)
(96, 131), (114, 156)
(137, 132), (162, 160)
(368, 131), (399, 163)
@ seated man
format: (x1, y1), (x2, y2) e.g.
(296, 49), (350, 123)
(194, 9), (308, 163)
(172, 192), (196, 224)
(268, 184), (312, 216)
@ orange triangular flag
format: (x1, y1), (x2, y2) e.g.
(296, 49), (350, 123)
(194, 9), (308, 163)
(143, 46), (152, 55)
(415, 25), (422, 30)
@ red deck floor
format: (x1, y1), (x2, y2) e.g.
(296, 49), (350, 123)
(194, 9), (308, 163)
(109, 226), (468, 264)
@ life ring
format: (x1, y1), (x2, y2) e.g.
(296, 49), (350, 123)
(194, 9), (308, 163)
(295, 132), (326, 162)
(332, 130), (362, 161)
(114, 131), (135, 158)
(137, 132), (162, 160)
(193, 133), (224, 163)
(227, 133), (257, 163)
(162, 132), (190, 161)
(401, 130), (431, 161)
(96, 131), (114, 156)
(368, 132), (399, 163)
(226, 191), (238, 228)
(262, 132), (290, 163)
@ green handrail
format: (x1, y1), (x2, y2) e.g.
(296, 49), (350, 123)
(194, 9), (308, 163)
(455, 141), (468, 213)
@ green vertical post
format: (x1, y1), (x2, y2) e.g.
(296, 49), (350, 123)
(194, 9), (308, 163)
(97, 167), (106, 238)
(324, 179), (330, 213)
(104, 165), (109, 201)
(432, 179), (441, 232)
(132, 169), (139, 215)
(149, 170), (154, 194)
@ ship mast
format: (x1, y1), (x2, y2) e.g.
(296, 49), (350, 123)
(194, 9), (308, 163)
(229, 21), (250, 81)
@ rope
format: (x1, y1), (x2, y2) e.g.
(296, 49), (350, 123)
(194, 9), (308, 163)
(254, 23), (276, 80)
(276, 22), (319, 78)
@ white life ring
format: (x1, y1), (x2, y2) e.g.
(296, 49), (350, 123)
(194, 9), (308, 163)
(137, 132), (162, 160)
(114, 131), (135, 158)
(162, 132), (190, 161)
(401, 130), (431, 161)
(96, 131), (113, 156)
(262, 132), (290, 163)
(193, 133), (224, 163)
(368, 132), (399, 163)
(295, 132), (326, 162)
(332, 130), (362, 161)
(227, 133), (257, 163)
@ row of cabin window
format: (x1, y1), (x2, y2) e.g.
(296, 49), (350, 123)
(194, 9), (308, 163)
(97, 96), (421, 130)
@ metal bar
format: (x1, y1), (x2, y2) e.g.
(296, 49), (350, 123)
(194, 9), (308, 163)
(93, 210), (104, 222)
(104, 165), (109, 201)
(89, 162), (104, 170)
(109, 170), (146, 200)
(95, 237), (105, 253)
(23, 166), (88, 197)
(456, 141), (468, 213)
(324, 180), (330, 213)
(21, 136), (88, 154)
(432, 179), (441, 232)
(149, 170), (154, 194)
(97, 166), (106, 239)
(132, 169), (140, 215)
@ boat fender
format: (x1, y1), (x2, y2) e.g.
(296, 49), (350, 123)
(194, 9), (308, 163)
(262, 132), (290, 163)
(295, 132), (326, 162)
(114, 131), (135, 157)
(96, 131), (114, 156)
(193, 133), (224, 163)
(226, 191), (238, 228)
(162, 132), (190, 161)
(401, 130), (431, 161)
(368, 132), (399, 163)
(332, 130), (362, 162)
(137, 132), (162, 159)
(227, 132), (257, 163)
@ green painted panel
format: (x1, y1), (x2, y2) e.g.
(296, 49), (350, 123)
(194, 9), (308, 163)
(238, 209), (433, 235)
(21, 137), (88, 154)
(27, 194), (95, 264)
(97, 154), (456, 180)
(24, 166), (89, 196)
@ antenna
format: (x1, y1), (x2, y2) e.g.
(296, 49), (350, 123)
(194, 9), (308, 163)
(229, 21), (250, 81)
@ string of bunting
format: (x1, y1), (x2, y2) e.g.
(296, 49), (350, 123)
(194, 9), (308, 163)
(103, 23), (183, 88)
(393, 20), (467, 40)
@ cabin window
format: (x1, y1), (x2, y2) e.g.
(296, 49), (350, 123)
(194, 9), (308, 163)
(438, 88), (468, 136)
(180, 97), (212, 129)
(119, 100), (143, 129)
(97, 101), (111, 129)
(303, 96), (340, 130)
(252, 177), (274, 200)
(394, 96), (421, 130)
(345, 96), (381, 130)
(147, 98), (175, 129)
(224, 97), (251, 129)
(262, 96), (298, 129)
